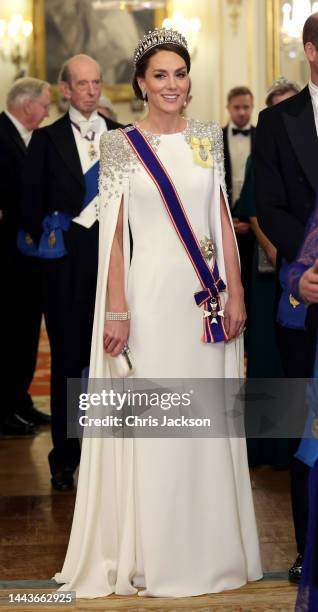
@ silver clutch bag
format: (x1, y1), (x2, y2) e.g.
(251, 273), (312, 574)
(108, 344), (134, 378)
(257, 244), (275, 274)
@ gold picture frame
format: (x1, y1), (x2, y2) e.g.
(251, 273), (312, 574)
(31, 0), (170, 102)
(266, 0), (280, 87)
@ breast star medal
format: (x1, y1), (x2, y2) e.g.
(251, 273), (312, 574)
(190, 136), (213, 168)
(199, 236), (216, 261)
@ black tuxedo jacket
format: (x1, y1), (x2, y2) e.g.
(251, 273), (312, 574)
(222, 124), (256, 209)
(254, 86), (318, 263)
(0, 112), (27, 256)
(21, 112), (121, 243)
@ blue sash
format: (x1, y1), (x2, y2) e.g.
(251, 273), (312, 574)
(38, 211), (73, 258)
(36, 160), (100, 259)
(82, 160), (99, 210)
(122, 126), (227, 343)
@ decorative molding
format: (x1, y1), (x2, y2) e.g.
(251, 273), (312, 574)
(226, 0), (242, 35)
(219, 0), (225, 125)
(247, 0), (253, 87)
(266, 0), (280, 87)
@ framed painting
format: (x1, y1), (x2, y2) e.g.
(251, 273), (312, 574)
(266, 0), (311, 89)
(31, 0), (170, 101)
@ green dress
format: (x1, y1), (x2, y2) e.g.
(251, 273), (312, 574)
(234, 156), (283, 377)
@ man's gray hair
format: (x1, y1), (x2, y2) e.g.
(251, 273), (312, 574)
(7, 77), (49, 109)
(58, 54), (103, 85)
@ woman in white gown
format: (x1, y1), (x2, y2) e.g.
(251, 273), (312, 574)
(54, 29), (262, 598)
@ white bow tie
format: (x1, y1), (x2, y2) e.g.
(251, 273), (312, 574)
(77, 118), (99, 138)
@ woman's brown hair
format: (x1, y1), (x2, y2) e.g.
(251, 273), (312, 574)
(132, 43), (191, 101)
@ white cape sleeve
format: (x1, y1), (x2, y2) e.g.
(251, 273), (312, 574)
(53, 130), (137, 598)
(209, 122), (244, 378)
(89, 129), (131, 379)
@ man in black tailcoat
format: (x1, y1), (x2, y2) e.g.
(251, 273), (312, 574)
(0, 78), (51, 436)
(254, 13), (318, 583)
(223, 86), (256, 324)
(21, 54), (121, 490)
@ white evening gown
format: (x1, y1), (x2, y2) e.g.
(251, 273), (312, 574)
(54, 120), (262, 598)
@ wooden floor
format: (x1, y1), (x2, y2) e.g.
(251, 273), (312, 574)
(0, 424), (299, 611)
(0, 322), (299, 612)
(0, 582), (298, 612)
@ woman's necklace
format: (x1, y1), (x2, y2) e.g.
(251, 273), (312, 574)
(137, 117), (187, 135)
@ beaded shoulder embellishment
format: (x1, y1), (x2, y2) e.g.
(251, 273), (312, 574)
(184, 118), (224, 165)
(99, 127), (160, 189)
(98, 127), (161, 215)
(184, 118), (227, 195)
(98, 120), (227, 216)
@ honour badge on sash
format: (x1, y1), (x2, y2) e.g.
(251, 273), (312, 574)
(48, 230), (56, 247)
(289, 293), (300, 308)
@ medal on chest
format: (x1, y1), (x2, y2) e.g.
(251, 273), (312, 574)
(71, 119), (99, 161)
(88, 142), (98, 160)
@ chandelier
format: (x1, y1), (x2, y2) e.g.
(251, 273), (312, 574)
(281, 1), (318, 40)
(0, 13), (33, 78)
(163, 11), (201, 56)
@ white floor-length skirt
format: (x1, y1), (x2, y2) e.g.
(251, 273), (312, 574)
(54, 128), (262, 598)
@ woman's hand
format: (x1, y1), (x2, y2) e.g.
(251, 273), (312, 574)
(233, 217), (250, 235)
(299, 259), (318, 304)
(103, 320), (130, 357)
(265, 244), (277, 268)
(223, 291), (246, 341)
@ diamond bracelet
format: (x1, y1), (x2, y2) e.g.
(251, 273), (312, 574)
(105, 311), (131, 321)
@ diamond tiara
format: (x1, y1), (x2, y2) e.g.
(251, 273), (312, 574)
(133, 28), (188, 65)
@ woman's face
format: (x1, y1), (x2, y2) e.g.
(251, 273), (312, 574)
(138, 50), (189, 116)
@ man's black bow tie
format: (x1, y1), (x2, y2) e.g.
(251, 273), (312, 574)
(232, 128), (251, 136)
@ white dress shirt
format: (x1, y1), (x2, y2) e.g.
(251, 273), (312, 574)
(228, 121), (252, 207)
(69, 106), (107, 228)
(309, 80), (318, 137)
(5, 111), (32, 147)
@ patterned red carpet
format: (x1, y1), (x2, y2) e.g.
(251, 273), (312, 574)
(29, 322), (50, 401)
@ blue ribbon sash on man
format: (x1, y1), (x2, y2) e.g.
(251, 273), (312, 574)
(21, 160), (100, 259)
(82, 160), (99, 210)
(121, 126), (227, 344)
